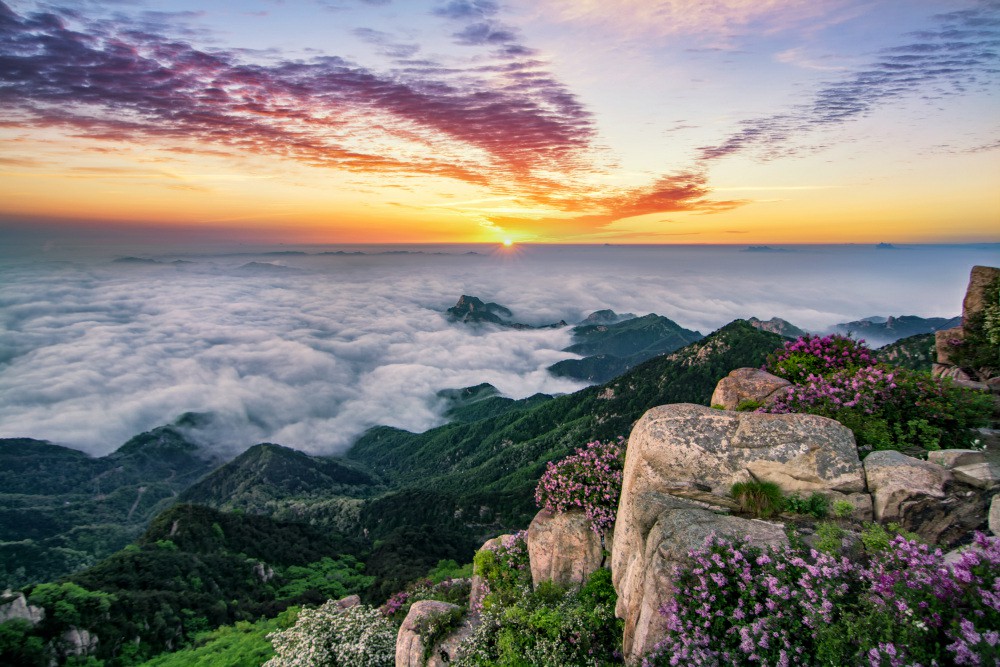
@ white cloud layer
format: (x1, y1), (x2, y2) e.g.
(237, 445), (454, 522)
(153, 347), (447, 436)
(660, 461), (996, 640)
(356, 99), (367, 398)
(0, 243), (995, 455)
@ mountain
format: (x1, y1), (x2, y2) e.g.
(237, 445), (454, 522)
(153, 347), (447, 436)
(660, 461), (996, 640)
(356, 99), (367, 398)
(548, 313), (704, 383)
(437, 383), (552, 423)
(579, 309), (637, 325)
(445, 295), (567, 329)
(828, 314), (961, 346)
(0, 421), (221, 589)
(876, 332), (936, 371)
(57, 504), (367, 663)
(747, 316), (808, 339)
(179, 443), (380, 532)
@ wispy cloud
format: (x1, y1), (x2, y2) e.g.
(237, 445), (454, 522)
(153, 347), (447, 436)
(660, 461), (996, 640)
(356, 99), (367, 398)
(698, 3), (1000, 161)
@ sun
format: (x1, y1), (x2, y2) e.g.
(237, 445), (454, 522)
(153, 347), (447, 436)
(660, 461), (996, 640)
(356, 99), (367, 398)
(502, 239), (514, 247)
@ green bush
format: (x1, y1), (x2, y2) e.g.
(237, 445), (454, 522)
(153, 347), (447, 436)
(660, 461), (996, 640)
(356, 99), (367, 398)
(814, 522), (845, 555)
(456, 569), (622, 666)
(730, 481), (784, 518)
(783, 493), (829, 518)
(734, 399), (763, 412)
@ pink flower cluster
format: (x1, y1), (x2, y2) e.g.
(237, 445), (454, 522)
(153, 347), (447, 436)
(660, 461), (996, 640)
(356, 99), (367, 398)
(766, 334), (877, 384)
(644, 532), (1000, 666)
(534, 438), (625, 535)
(766, 366), (897, 416)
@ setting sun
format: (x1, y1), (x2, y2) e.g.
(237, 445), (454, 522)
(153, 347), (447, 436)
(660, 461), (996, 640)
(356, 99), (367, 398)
(503, 239), (514, 247)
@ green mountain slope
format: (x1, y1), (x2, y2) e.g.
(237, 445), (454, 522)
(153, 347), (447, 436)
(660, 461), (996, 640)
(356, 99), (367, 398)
(548, 313), (704, 383)
(0, 422), (221, 589)
(179, 443), (381, 531)
(877, 332), (936, 371)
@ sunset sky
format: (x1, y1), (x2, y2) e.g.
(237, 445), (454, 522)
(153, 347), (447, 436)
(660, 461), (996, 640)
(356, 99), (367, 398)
(1, 0), (998, 244)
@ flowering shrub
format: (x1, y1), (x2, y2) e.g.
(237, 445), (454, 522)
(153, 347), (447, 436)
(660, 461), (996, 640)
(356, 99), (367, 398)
(643, 532), (1000, 667)
(535, 437), (625, 535)
(380, 576), (471, 623)
(265, 601), (396, 667)
(761, 335), (991, 452)
(456, 568), (623, 666)
(471, 531), (531, 612)
(765, 334), (878, 384)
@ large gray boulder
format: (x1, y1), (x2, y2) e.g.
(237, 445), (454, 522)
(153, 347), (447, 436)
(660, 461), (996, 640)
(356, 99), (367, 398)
(710, 368), (791, 410)
(990, 495), (1000, 536)
(396, 600), (469, 667)
(864, 450), (987, 545)
(624, 403), (864, 497)
(963, 265), (1000, 325)
(612, 494), (787, 662)
(526, 509), (603, 588)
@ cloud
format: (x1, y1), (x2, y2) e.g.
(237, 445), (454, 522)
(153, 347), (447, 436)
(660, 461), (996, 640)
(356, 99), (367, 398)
(432, 1), (500, 21)
(1, 245), (992, 456)
(698, 3), (1000, 161)
(0, 2), (594, 197)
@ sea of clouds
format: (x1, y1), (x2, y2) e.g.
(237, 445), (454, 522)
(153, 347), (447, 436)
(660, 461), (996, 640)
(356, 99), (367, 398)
(0, 243), (996, 456)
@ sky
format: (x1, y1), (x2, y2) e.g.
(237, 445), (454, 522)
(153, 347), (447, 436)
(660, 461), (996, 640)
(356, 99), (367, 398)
(1, 243), (997, 455)
(0, 0), (998, 245)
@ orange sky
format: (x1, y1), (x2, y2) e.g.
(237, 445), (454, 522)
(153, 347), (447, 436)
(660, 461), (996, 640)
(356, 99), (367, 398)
(1, 0), (998, 244)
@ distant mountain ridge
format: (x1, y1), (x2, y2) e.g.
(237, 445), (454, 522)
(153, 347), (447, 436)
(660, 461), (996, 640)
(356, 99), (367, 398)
(445, 295), (567, 329)
(549, 313), (704, 383)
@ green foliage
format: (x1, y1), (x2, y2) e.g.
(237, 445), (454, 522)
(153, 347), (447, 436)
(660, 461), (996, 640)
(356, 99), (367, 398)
(730, 480), (784, 519)
(28, 582), (114, 630)
(832, 500), (854, 519)
(426, 559), (473, 584)
(734, 398), (762, 412)
(0, 619), (46, 666)
(782, 493), (829, 519)
(860, 522), (919, 553)
(950, 274), (1000, 375)
(814, 522), (846, 555)
(137, 609), (299, 667)
(277, 556), (375, 601)
(456, 568), (622, 666)
(414, 606), (464, 664)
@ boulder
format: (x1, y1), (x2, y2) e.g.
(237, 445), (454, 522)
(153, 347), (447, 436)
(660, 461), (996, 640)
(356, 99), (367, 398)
(710, 368), (791, 410)
(612, 493), (787, 662)
(963, 265), (1000, 325)
(935, 328), (964, 367)
(526, 509), (603, 588)
(396, 600), (467, 667)
(0, 591), (44, 626)
(333, 594), (360, 610)
(951, 462), (1000, 490)
(927, 449), (986, 469)
(625, 403), (864, 497)
(990, 495), (999, 536)
(864, 450), (986, 545)
(60, 627), (98, 657)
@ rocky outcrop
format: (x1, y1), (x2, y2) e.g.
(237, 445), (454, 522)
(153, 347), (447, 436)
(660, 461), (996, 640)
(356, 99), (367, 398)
(963, 265), (1000, 325)
(526, 509), (603, 588)
(990, 495), (999, 536)
(0, 591), (44, 626)
(612, 494), (787, 662)
(60, 627), (98, 657)
(625, 403), (864, 497)
(334, 594), (360, 610)
(934, 265), (999, 382)
(864, 450), (986, 545)
(710, 368), (791, 410)
(396, 600), (468, 667)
